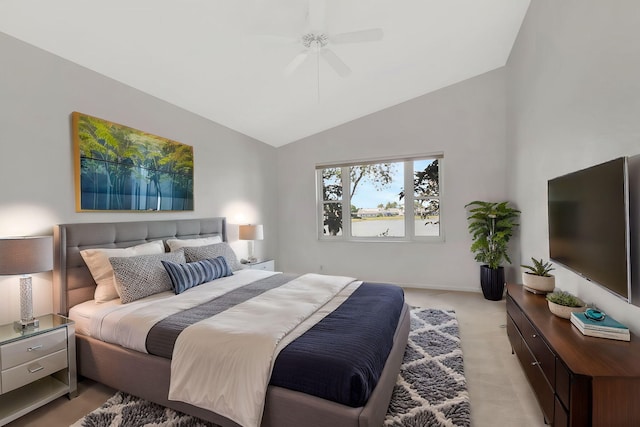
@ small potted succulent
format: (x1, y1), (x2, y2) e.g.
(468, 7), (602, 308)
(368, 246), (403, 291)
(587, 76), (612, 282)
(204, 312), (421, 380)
(521, 257), (555, 294)
(546, 290), (585, 319)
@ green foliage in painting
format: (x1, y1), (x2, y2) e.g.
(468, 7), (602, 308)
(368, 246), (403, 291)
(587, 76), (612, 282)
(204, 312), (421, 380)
(74, 112), (194, 211)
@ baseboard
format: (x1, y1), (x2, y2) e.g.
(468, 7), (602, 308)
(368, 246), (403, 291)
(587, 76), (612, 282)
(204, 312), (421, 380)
(397, 282), (483, 294)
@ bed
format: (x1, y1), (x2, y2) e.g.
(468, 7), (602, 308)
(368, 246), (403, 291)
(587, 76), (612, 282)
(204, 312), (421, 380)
(53, 217), (410, 427)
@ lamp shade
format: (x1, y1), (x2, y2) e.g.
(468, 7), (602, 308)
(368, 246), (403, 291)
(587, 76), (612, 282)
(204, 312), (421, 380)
(239, 224), (264, 241)
(0, 236), (53, 275)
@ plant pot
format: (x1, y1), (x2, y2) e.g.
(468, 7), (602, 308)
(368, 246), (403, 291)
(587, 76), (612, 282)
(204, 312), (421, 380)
(480, 265), (505, 301)
(522, 272), (555, 294)
(548, 300), (585, 319)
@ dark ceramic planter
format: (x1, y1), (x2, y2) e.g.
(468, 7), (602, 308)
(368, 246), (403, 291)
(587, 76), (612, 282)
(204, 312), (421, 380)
(480, 265), (505, 301)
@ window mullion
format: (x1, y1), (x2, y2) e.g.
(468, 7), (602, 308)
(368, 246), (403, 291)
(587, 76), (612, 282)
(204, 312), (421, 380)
(316, 169), (324, 238)
(404, 161), (415, 238)
(342, 166), (351, 239)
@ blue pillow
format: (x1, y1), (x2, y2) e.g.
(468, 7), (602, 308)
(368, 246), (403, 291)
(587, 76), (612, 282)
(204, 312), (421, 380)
(161, 256), (233, 294)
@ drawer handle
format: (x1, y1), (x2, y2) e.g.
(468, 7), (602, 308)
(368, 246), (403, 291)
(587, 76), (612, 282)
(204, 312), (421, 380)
(27, 345), (43, 352)
(531, 361), (541, 366)
(28, 365), (44, 374)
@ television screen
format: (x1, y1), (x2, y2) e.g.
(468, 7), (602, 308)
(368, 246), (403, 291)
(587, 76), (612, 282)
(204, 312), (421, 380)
(548, 157), (630, 301)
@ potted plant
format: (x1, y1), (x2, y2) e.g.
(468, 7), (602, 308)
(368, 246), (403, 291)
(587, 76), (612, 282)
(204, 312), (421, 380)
(521, 257), (555, 294)
(466, 201), (520, 300)
(546, 290), (585, 319)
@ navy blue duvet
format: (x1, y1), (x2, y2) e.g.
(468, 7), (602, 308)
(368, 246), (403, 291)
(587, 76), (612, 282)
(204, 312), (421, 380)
(269, 283), (405, 407)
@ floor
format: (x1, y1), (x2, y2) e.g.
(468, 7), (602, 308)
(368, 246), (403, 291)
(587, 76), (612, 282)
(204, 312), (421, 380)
(6, 288), (545, 427)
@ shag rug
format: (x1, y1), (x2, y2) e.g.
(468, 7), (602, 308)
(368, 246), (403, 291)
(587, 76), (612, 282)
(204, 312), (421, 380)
(71, 308), (470, 427)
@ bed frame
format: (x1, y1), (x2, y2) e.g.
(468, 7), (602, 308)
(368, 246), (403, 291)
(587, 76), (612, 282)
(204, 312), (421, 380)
(53, 217), (410, 427)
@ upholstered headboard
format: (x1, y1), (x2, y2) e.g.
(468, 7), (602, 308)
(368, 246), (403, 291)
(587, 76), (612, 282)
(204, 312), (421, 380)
(53, 217), (227, 315)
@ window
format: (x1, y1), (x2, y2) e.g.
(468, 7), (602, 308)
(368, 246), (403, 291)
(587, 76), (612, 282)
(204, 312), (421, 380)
(317, 155), (442, 241)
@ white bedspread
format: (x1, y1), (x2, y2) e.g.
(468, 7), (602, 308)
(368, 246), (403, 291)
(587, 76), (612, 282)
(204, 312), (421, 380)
(69, 270), (277, 352)
(68, 270), (360, 427)
(168, 273), (355, 427)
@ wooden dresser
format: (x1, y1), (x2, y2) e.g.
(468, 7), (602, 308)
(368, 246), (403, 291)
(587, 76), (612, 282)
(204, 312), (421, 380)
(506, 283), (640, 426)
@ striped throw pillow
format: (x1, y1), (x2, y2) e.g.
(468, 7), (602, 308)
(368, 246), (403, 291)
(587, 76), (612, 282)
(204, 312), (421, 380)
(161, 256), (233, 294)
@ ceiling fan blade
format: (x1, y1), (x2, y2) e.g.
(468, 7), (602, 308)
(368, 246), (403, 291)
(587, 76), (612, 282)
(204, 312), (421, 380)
(330, 28), (384, 44)
(307, 0), (326, 32)
(321, 49), (351, 77)
(284, 50), (310, 76)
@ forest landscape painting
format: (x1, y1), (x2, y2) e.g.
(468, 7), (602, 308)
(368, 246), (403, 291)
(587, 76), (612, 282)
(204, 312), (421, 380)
(73, 112), (194, 212)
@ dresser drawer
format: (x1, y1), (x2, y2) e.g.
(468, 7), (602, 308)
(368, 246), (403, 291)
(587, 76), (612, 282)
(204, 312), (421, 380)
(506, 314), (522, 354)
(556, 358), (571, 409)
(1, 348), (68, 394)
(506, 295), (524, 332)
(554, 395), (569, 427)
(0, 328), (66, 370)
(521, 339), (555, 422)
(521, 316), (555, 387)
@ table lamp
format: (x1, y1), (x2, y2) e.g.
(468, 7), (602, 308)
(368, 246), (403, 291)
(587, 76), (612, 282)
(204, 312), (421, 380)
(239, 224), (263, 263)
(0, 236), (53, 330)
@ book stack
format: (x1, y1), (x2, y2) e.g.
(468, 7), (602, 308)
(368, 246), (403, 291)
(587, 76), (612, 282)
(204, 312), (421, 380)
(570, 312), (630, 341)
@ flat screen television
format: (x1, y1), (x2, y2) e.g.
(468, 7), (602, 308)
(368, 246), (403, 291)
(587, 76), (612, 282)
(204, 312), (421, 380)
(548, 157), (630, 302)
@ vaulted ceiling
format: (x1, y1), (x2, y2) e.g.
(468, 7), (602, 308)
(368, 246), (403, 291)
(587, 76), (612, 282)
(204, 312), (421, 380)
(0, 0), (530, 147)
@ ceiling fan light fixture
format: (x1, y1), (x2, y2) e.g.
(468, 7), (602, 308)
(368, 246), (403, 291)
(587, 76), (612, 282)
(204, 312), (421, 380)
(302, 33), (328, 49)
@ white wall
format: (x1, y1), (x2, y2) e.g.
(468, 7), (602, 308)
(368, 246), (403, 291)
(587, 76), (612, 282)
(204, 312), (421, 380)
(277, 69), (509, 291)
(507, 0), (640, 331)
(0, 33), (277, 324)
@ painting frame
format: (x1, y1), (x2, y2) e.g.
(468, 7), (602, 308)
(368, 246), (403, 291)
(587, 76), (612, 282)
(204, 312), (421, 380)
(72, 112), (194, 212)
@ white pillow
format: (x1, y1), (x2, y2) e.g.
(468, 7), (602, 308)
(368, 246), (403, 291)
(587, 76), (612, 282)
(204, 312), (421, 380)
(80, 240), (165, 302)
(165, 236), (222, 252)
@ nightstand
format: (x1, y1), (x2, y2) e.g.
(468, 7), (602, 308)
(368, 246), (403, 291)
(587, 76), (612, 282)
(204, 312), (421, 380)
(0, 314), (77, 426)
(243, 259), (275, 271)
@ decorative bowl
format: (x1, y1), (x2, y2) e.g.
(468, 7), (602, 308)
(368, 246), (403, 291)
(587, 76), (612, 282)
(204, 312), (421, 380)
(548, 300), (585, 319)
(522, 272), (555, 294)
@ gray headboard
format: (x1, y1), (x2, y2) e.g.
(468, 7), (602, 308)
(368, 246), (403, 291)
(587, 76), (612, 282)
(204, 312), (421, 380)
(53, 217), (227, 315)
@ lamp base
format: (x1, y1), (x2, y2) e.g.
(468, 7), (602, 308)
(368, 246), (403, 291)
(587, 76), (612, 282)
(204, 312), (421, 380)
(16, 275), (38, 331)
(247, 240), (257, 264)
(14, 318), (39, 331)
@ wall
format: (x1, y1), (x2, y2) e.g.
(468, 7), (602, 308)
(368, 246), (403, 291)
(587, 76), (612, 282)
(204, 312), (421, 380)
(506, 0), (640, 331)
(277, 69), (509, 291)
(0, 33), (277, 324)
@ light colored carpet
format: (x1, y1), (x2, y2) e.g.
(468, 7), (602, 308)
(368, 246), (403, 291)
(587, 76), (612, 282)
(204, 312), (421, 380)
(72, 308), (470, 427)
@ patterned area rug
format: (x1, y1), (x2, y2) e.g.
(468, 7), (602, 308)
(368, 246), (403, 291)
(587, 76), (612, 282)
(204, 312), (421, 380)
(71, 308), (470, 427)
(385, 309), (470, 427)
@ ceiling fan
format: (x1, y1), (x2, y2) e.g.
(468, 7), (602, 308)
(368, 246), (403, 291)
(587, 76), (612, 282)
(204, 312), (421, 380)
(283, 0), (384, 78)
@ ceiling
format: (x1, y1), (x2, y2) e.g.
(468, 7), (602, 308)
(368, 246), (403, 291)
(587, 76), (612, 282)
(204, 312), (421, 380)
(0, 0), (530, 147)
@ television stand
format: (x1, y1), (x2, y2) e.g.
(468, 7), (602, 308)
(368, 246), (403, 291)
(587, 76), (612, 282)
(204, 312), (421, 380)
(506, 283), (640, 426)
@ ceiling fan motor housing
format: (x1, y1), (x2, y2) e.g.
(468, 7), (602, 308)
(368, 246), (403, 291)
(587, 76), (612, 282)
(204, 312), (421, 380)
(302, 33), (328, 49)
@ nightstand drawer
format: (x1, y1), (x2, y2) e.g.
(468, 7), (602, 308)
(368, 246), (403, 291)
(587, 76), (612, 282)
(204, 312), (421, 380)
(245, 260), (275, 271)
(1, 328), (66, 370)
(1, 349), (68, 394)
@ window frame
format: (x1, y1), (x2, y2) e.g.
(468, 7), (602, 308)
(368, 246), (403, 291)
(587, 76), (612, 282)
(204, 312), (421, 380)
(316, 154), (444, 242)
